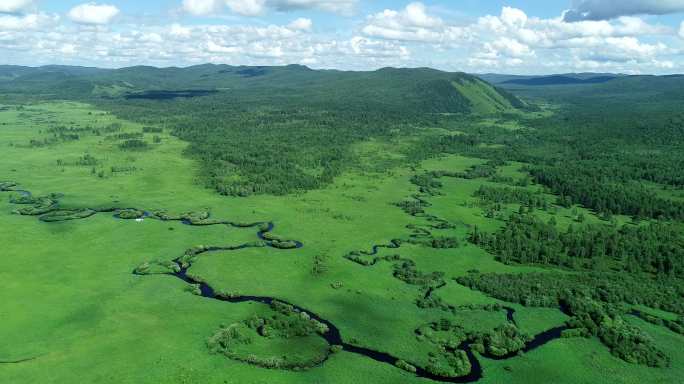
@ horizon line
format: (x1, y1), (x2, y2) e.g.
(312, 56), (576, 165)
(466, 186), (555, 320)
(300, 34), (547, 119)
(2, 63), (683, 77)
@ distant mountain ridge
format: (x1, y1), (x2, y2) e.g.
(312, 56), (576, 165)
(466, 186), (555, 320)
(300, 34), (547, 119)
(0, 64), (525, 115)
(476, 72), (684, 90)
(476, 72), (626, 86)
(502, 75), (618, 86)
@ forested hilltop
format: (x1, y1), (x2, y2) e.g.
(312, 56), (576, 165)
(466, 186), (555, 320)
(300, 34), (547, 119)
(0, 64), (524, 196)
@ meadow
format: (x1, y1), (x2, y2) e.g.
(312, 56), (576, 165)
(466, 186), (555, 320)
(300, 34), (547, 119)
(2, 99), (682, 384)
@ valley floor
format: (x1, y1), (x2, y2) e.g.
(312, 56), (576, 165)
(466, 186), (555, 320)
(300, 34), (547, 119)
(0, 102), (682, 383)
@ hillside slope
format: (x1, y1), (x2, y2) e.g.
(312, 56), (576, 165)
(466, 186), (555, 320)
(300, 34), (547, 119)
(0, 64), (527, 196)
(0, 65), (523, 115)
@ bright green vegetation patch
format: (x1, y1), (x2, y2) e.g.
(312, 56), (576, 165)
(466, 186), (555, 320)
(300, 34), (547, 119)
(451, 77), (521, 115)
(188, 246), (306, 299)
(450, 308), (511, 334)
(476, 117), (526, 131)
(207, 301), (331, 370)
(631, 305), (680, 322)
(510, 306), (569, 336)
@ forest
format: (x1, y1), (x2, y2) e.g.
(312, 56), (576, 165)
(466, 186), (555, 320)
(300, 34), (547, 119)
(469, 213), (683, 277)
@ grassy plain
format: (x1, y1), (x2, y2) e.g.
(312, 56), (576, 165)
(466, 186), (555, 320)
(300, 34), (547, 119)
(1, 102), (682, 384)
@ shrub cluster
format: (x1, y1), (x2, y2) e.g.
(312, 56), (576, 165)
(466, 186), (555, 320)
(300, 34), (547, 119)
(39, 208), (96, 222)
(0, 181), (18, 191)
(470, 323), (530, 358)
(118, 139), (149, 151)
(457, 271), (677, 367)
(207, 301), (331, 371)
(425, 350), (471, 378)
(117, 209), (144, 219)
(393, 260), (445, 288)
(474, 185), (549, 210)
(564, 299), (669, 367)
(133, 260), (180, 275)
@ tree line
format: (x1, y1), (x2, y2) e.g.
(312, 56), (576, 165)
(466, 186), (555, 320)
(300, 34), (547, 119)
(469, 213), (683, 278)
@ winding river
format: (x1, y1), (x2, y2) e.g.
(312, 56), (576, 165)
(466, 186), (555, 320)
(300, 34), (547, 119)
(1, 182), (569, 382)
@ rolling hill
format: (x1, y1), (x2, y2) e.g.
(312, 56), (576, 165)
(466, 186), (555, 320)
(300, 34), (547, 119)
(501, 75), (617, 86)
(0, 64), (529, 197)
(476, 72), (622, 86)
(0, 64), (523, 115)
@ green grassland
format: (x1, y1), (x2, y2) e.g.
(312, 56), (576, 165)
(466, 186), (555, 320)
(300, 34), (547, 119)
(1, 101), (683, 384)
(0, 102), (425, 383)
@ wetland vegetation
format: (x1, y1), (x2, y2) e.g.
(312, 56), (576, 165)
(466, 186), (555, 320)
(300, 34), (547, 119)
(0, 64), (683, 384)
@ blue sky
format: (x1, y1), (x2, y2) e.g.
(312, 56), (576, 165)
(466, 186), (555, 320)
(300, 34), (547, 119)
(1, 1), (684, 74)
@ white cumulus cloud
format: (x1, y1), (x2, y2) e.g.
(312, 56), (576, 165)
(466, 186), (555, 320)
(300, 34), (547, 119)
(225, 0), (266, 16)
(288, 17), (312, 31)
(362, 2), (467, 43)
(464, 6), (680, 71)
(680, 21), (684, 38)
(347, 36), (409, 58)
(0, 0), (33, 14)
(357, 4), (681, 72)
(0, 12), (57, 30)
(500, 6), (528, 28)
(492, 37), (534, 58)
(182, 0), (221, 16)
(68, 3), (120, 25)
